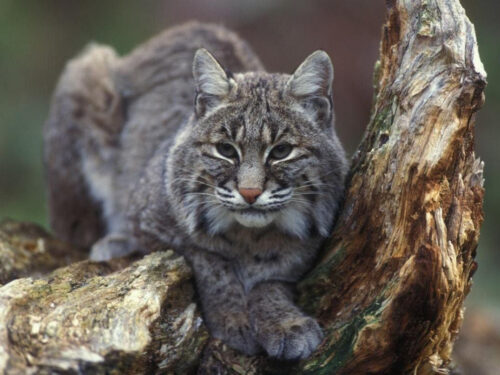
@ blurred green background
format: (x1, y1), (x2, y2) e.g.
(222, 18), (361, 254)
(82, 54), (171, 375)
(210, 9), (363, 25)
(0, 0), (498, 314)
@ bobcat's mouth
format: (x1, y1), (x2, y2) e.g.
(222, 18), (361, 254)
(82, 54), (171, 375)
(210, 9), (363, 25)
(233, 209), (276, 228)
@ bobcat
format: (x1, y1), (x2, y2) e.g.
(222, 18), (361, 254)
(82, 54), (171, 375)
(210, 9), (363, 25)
(44, 22), (347, 360)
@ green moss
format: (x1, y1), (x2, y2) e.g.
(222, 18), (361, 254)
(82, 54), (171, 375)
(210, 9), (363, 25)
(372, 97), (396, 133)
(372, 60), (382, 93)
(49, 281), (73, 295)
(297, 246), (346, 314)
(302, 245), (347, 286)
(298, 297), (385, 375)
(417, 0), (441, 38)
(28, 281), (52, 299)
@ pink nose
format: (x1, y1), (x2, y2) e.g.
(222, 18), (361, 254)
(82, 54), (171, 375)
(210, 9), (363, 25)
(239, 188), (262, 204)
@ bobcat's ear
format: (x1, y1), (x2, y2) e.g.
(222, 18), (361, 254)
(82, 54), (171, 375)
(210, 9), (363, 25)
(193, 48), (234, 117)
(286, 50), (334, 126)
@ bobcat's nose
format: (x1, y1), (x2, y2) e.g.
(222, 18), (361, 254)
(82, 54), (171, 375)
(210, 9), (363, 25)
(238, 188), (262, 204)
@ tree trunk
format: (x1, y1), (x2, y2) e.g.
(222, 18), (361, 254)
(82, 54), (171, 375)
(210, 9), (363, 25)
(0, 0), (486, 374)
(296, 0), (486, 372)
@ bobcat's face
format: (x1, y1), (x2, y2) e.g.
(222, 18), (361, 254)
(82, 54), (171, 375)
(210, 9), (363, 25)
(211, 131), (301, 229)
(170, 49), (347, 239)
(195, 99), (333, 235)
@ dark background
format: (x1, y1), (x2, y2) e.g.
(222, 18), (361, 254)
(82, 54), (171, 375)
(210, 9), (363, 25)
(0, 0), (498, 329)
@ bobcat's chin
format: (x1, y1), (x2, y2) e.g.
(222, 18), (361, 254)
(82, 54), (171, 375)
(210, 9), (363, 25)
(233, 209), (276, 228)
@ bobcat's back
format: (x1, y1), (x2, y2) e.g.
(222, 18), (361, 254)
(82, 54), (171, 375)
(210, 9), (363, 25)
(116, 23), (264, 193)
(44, 22), (263, 247)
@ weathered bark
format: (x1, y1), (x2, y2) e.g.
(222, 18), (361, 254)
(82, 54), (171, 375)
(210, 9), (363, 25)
(0, 0), (486, 374)
(0, 220), (84, 285)
(0, 222), (207, 374)
(295, 0), (486, 372)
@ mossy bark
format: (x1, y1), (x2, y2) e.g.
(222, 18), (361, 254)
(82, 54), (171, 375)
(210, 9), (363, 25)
(0, 0), (486, 374)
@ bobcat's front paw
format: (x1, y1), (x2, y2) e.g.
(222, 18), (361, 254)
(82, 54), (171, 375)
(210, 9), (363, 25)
(89, 234), (137, 261)
(253, 315), (323, 360)
(210, 312), (260, 356)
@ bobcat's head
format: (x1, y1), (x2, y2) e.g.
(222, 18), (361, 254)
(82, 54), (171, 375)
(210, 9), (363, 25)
(170, 49), (347, 239)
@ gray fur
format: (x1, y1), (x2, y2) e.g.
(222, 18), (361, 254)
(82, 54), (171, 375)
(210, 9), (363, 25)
(44, 22), (348, 360)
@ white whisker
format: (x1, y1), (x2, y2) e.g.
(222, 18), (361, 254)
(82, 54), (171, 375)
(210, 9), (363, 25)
(173, 177), (218, 189)
(183, 192), (218, 199)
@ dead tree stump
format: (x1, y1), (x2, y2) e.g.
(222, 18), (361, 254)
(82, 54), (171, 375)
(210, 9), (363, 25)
(295, 0), (486, 373)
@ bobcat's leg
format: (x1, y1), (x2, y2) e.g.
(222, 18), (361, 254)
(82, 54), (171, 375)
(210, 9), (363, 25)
(187, 249), (260, 355)
(89, 233), (139, 261)
(45, 152), (105, 250)
(44, 44), (123, 251)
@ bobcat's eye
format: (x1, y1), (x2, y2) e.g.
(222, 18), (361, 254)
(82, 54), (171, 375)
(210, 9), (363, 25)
(216, 143), (238, 159)
(269, 143), (293, 160)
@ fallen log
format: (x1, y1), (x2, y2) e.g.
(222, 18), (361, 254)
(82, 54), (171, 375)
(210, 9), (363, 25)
(0, 222), (207, 374)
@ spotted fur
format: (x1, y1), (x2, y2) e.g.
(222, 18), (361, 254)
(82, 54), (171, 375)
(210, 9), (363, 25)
(44, 22), (347, 360)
